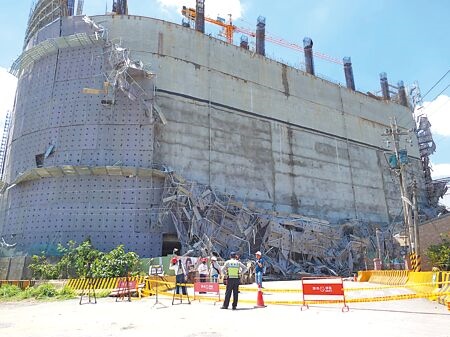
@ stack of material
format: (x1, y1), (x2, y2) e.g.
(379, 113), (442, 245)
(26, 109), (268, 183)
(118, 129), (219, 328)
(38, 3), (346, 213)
(155, 172), (392, 277)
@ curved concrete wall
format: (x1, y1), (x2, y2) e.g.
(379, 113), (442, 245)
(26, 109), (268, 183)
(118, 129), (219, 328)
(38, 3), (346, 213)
(0, 14), (425, 256)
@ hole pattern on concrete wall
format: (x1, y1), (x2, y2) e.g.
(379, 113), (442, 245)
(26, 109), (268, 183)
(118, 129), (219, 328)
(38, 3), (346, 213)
(7, 46), (154, 178)
(4, 176), (165, 256)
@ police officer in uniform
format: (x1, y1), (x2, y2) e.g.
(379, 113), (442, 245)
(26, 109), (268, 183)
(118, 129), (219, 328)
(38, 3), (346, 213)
(221, 252), (248, 310)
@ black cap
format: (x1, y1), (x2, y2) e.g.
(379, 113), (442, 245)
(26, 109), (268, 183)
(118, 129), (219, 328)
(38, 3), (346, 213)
(230, 251), (236, 257)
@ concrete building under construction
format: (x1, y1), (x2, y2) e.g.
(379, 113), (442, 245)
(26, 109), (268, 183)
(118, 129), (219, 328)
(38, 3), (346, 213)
(0, 0), (446, 274)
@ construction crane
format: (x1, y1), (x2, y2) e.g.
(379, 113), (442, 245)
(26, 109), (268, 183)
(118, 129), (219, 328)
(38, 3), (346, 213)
(182, 6), (235, 44)
(181, 6), (342, 65)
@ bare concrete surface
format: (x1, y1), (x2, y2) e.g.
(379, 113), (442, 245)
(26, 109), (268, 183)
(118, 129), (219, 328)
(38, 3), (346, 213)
(0, 281), (448, 337)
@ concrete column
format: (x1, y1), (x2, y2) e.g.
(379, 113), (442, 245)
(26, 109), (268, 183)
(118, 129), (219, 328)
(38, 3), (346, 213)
(195, 0), (205, 33)
(397, 81), (408, 107)
(67, 0), (75, 16)
(240, 35), (249, 50)
(256, 16), (266, 56)
(303, 37), (315, 75)
(112, 0), (128, 15)
(380, 72), (390, 100)
(343, 57), (355, 90)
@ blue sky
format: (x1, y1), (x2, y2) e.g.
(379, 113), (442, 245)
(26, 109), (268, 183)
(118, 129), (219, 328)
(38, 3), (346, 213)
(0, 0), (449, 205)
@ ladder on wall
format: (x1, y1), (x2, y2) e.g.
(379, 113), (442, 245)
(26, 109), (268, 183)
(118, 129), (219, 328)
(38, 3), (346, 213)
(0, 111), (11, 180)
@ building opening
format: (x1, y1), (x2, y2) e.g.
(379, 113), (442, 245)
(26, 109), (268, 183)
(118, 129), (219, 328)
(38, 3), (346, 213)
(162, 233), (181, 256)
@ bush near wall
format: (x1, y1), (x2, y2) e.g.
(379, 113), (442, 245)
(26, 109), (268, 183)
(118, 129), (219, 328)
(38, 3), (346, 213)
(28, 239), (140, 280)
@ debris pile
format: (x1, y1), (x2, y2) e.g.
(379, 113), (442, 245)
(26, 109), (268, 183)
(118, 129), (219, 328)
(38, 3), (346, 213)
(155, 172), (398, 277)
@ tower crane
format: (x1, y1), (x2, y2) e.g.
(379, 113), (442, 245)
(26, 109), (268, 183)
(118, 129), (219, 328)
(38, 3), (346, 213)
(181, 6), (342, 65)
(182, 6), (235, 44)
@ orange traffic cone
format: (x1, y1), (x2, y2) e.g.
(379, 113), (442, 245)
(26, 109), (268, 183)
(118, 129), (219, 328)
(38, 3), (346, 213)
(254, 286), (266, 308)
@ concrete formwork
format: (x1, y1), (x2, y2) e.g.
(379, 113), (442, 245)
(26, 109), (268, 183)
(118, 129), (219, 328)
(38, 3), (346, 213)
(0, 15), (425, 256)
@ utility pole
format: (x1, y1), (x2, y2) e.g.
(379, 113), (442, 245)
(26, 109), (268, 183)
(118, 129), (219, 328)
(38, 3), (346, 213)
(412, 179), (421, 271)
(383, 117), (416, 267)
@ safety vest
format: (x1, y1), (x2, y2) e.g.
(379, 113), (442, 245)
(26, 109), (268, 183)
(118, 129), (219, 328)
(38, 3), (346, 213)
(227, 261), (240, 278)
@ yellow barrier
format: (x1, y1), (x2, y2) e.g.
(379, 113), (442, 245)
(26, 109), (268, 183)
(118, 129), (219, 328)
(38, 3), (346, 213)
(0, 280), (35, 290)
(65, 272), (450, 307)
(366, 270), (409, 286)
(357, 271), (371, 282)
(406, 271), (436, 297)
(67, 276), (146, 291)
(436, 272), (450, 305)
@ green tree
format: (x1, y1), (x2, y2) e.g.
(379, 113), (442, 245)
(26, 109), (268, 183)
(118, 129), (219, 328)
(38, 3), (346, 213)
(28, 240), (140, 279)
(28, 254), (60, 279)
(426, 235), (450, 271)
(57, 239), (102, 278)
(91, 245), (139, 278)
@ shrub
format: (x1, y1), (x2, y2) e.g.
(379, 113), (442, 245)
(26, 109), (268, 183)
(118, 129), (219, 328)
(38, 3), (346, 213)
(57, 285), (76, 299)
(91, 245), (139, 278)
(33, 284), (58, 299)
(426, 235), (450, 271)
(29, 254), (60, 280)
(28, 240), (140, 279)
(16, 287), (35, 300)
(0, 284), (21, 298)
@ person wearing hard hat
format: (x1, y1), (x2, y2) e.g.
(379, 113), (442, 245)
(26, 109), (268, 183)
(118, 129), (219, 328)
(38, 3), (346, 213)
(197, 257), (209, 293)
(221, 252), (248, 310)
(210, 256), (221, 283)
(169, 257), (187, 295)
(255, 251), (265, 288)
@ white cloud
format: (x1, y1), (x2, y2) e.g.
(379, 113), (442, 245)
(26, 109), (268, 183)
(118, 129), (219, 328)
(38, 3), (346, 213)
(430, 162), (450, 209)
(441, 194), (450, 209)
(157, 0), (243, 20)
(0, 68), (17, 139)
(431, 163), (450, 179)
(422, 94), (450, 137)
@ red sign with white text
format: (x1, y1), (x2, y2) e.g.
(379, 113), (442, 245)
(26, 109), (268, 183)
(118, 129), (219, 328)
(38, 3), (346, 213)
(194, 282), (219, 293)
(301, 277), (349, 312)
(302, 283), (343, 296)
(118, 280), (137, 289)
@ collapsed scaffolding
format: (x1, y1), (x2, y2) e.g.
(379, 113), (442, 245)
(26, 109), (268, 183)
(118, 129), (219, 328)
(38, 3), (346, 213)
(416, 116), (448, 208)
(81, 16), (167, 125)
(154, 172), (403, 277)
(409, 83), (448, 214)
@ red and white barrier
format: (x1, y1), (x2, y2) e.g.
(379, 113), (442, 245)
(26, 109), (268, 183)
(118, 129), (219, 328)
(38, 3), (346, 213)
(193, 278), (221, 304)
(301, 277), (349, 312)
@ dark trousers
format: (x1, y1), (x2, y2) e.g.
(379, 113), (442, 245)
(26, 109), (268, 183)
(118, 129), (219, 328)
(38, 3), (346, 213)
(223, 277), (240, 308)
(199, 274), (207, 293)
(175, 274), (187, 295)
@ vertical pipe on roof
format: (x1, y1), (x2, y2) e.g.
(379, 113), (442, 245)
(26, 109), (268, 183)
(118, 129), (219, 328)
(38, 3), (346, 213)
(380, 72), (390, 100)
(255, 16), (266, 56)
(343, 57), (355, 91)
(195, 0), (205, 33)
(240, 35), (249, 50)
(397, 81), (409, 107)
(303, 37), (315, 75)
(112, 0), (128, 15)
(67, 0), (75, 16)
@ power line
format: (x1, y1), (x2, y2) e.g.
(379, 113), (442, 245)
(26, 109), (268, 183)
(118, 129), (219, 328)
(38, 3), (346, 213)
(422, 69), (450, 100)
(430, 83), (450, 102)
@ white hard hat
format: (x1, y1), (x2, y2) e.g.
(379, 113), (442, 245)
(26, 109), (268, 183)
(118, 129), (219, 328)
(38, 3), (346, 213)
(255, 251), (262, 255)
(211, 256), (217, 261)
